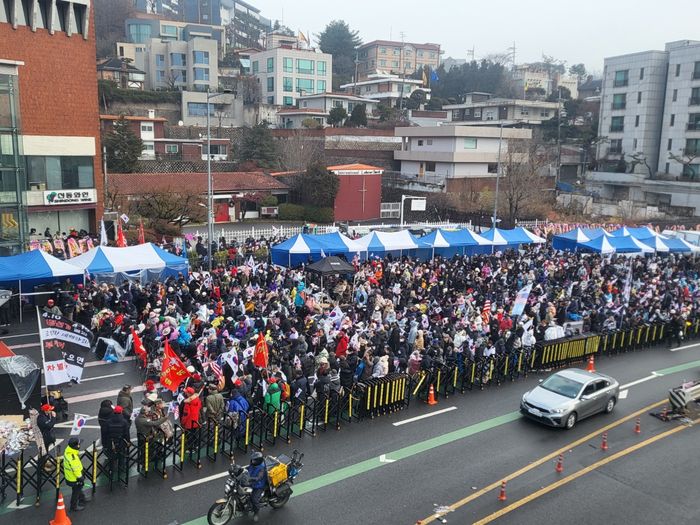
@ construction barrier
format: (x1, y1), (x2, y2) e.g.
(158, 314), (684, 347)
(2, 320), (695, 509)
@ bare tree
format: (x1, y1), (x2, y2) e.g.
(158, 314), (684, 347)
(131, 188), (206, 234)
(276, 130), (324, 171)
(668, 148), (699, 178)
(498, 138), (551, 225)
(626, 151), (654, 178)
(234, 76), (261, 105)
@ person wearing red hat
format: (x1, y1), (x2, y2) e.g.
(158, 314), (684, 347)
(105, 404), (130, 474)
(180, 387), (201, 430)
(43, 298), (62, 316)
(37, 403), (56, 470)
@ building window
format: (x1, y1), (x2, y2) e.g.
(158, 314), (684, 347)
(317, 61), (327, 75)
(692, 87), (700, 105)
(317, 80), (326, 93)
(633, 139), (637, 150)
(609, 139), (622, 154)
(392, 61), (399, 68)
(612, 93), (626, 110)
(156, 70), (165, 82)
(694, 61), (700, 80)
(296, 59), (314, 75)
(425, 161), (436, 172)
(252, 61), (259, 74)
(379, 59), (387, 67)
(520, 107), (529, 115)
(670, 114), (675, 126)
(405, 62), (412, 69)
(488, 163), (498, 174)
(26, 156), (94, 190)
(665, 162), (670, 173)
(393, 48), (400, 56)
(283, 96), (293, 106)
(673, 89), (678, 102)
(427, 139), (433, 145)
(267, 57), (274, 73)
(610, 116), (624, 132)
(668, 138), (673, 151)
(635, 115), (639, 127)
(686, 138), (700, 155)
(267, 96), (274, 104)
(161, 25), (177, 38)
(429, 52), (436, 59)
(267, 77), (274, 92)
(128, 23), (152, 43)
(140, 124), (153, 133)
(683, 165), (700, 178)
(173, 70), (186, 83)
(283, 77), (293, 92)
(417, 140), (424, 146)
(283, 57), (293, 73)
(170, 53), (186, 66)
(194, 68), (210, 81)
(637, 91), (642, 104)
(206, 144), (226, 156)
(193, 51), (210, 65)
(187, 102), (214, 116)
(463, 138), (477, 149)
(418, 50), (424, 58)
(143, 144), (154, 152)
(379, 47), (387, 54)
(639, 67), (644, 80)
(166, 144), (178, 154)
(613, 70), (629, 87)
(156, 54), (165, 67)
(675, 64), (681, 77)
(474, 109), (481, 118)
(295, 78), (314, 95)
(689, 113), (700, 131)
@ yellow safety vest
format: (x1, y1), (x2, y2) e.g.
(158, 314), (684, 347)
(63, 446), (83, 482)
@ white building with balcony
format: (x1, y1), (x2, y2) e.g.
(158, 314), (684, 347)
(444, 92), (559, 127)
(394, 126), (531, 192)
(340, 74), (431, 107)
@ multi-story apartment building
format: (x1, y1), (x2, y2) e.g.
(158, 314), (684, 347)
(596, 50), (668, 175)
(444, 93), (559, 127)
(221, 0), (271, 50)
(134, 0), (222, 26)
(659, 40), (700, 177)
(340, 74), (430, 107)
(251, 47), (332, 106)
(357, 40), (441, 80)
(1, 0), (103, 254)
(394, 126), (531, 193)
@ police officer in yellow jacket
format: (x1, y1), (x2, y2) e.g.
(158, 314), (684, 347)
(63, 437), (87, 512)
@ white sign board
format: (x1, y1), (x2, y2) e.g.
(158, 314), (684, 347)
(43, 189), (97, 206)
(411, 198), (427, 211)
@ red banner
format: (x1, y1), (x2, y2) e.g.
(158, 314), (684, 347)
(131, 328), (147, 367)
(253, 332), (269, 369)
(160, 339), (190, 392)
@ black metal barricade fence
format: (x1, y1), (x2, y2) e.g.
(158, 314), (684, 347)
(3, 320), (693, 509)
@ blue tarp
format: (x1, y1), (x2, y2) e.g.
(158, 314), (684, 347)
(552, 228), (591, 251)
(312, 232), (365, 258)
(66, 244), (188, 281)
(0, 250), (83, 282)
(419, 229), (491, 257)
(270, 234), (326, 267)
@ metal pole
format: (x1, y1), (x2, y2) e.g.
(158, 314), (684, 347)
(206, 88), (213, 272)
(556, 86), (562, 189)
(493, 122), (503, 227)
(400, 195), (406, 227)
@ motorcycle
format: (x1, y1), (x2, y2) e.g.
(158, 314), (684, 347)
(207, 450), (304, 525)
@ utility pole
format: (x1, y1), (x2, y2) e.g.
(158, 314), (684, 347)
(556, 86), (562, 189)
(353, 51), (359, 95)
(399, 32), (406, 111)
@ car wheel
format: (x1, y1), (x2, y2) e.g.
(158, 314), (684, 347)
(605, 397), (616, 414)
(564, 412), (577, 430)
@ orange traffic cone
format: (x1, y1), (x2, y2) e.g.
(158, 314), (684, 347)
(555, 453), (564, 473)
(586, 355), (596, 373)
(427, 384), (438, 405)
(634, 417), (641, 434)
(601, 432), (609, 452)
(498, 480), (507, 501)
(49, 492), (72, 525)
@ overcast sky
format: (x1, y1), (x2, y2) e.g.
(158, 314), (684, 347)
(252, 0), (697, 74)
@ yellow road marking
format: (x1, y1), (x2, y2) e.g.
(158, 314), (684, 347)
(473, 418), (697, 524)
(418, 399), (666, 524)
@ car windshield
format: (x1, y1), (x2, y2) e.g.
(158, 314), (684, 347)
(539, 374), (583, 399)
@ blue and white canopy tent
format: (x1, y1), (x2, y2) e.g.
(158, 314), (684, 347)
(552, 228), (591, 251)
(0, 250), (84, 322)
(420, 228), (492, 258)
(355, 230), (426, 259)
(480, 228), (512, 247)
(581, 228), (612, 239)
(640, 235), (670, 253)
(626, 226), (658, 240)
(66, 244), (189, 282)
(657, 237), (700, 253)
(312, 232), (366, 260)
(508, 227), (546, 244)
(578, 235), (654, 254)
(609, 226), (633, 237)
(270, 234), (326, 267)
(577, 235), (617, 254)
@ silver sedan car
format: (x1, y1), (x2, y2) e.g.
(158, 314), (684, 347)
(520, 368), (620, 429)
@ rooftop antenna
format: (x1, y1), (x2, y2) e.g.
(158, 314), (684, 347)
(507, 41), (516, 68)
(466, 46), (475, 61)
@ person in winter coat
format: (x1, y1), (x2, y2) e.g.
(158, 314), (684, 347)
(227, 381), (250, 433)
(204, 385), (225, 422)
(181, 387), (202, 429)
(135, 401), (168, 439)
(408, 350), (422, 376)
(97, 400), (113, 446)
(105, 405), (130, 471)
(338, 355), (355, 390)
(116, 385), (134, 427)
(334, 331), (349, 359)
(263, 381), (282, 414)
(290, 370), (308, 405)
(63, 437), (87, 512)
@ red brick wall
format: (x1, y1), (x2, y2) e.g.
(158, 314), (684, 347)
(1, 12), (103, 227)
(334, 173), (382, 221)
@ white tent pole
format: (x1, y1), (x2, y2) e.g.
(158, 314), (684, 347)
(18, 279), (22, 324)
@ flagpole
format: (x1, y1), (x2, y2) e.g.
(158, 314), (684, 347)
(36, 306), (50, 402)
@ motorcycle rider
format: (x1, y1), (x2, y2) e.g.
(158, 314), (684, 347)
(246, 451), (267, 522)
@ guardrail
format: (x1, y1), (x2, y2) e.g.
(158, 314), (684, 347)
(1, 320), (691, 509)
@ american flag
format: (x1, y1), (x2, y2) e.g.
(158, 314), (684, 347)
(210, 360), (223, 380)
(482, 300), (492, 324)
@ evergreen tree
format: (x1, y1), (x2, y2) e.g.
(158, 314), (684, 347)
(103, 115), (144, 173)
(295, 162), (340, 208)
(327, 106), (348, 127)
(347, 104), (367, 127)
(317, 20), (362, 89)
(238, 122), (279, 169)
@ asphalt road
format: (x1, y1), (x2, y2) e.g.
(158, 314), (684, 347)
(3, 321), (700, 525)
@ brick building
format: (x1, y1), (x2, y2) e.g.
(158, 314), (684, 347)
(328, 164), (384, 222)
(0, 0), (103, 253)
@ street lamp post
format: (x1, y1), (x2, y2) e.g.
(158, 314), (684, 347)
(206, 87), (231, 271)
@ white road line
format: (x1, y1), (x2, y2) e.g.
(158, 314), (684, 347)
(80, 372), (125, 382)
(392, 406), (458, 427)
(619, 390), (629, 399)
(65, 385), (146, 404)
(378, 454), (396, 463)
(8, 342), (39, 349)
(1, 332), (39, 339)
(84, 356), (136, 367)
(670, 342), (700, 352)
(620, 374), (657, 389)
(172, 471), (229, 491)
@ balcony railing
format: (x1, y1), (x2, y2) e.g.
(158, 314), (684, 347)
(613, 79), (628, 87)
(690, 97), (700, 106)
(609, 125), (624, 133)
(611, 103), (626, 110)
(693, 71), (700, 80)
(688, 123), (700, 131)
